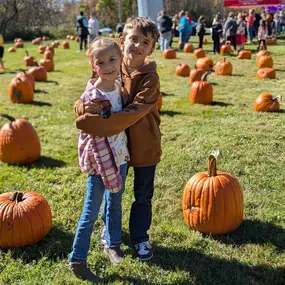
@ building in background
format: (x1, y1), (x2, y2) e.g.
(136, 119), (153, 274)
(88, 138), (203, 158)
(137, 0), (163, 22)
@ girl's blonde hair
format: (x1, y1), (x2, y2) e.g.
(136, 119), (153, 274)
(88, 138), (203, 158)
(86, 37), (122, 67)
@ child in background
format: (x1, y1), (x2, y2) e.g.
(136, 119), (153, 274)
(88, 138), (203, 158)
(196, 15), (206, 48)
(212, 14), (223, 54)
(68, 37), (129, 283)
(257, 20), (268, 51)
(74, 17), (161, 261)
(0, 34), (4, 70)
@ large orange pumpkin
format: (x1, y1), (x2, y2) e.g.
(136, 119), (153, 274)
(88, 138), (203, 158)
(189, 72), (213, 105)
(257, 55), (273, 69)
(16, 71), (35, 91)
(176, 64), (190, 77)
(0, 114), (41, 164)
(0, 191), (52, 248)
(215, 58), (233, 75)
(256, 50), (269, 64)
(195, 57), (214, 71)
(28, 65), (47, 82)
(256, 68), (276, 79)
(8, 76), (34, 103)
(253, 93), (281, 112)
(182, 150), (243, 234)
(39, 59), (54, 72)
(193, 48), (206, 59)
(162, 48), (176, 59)
(237, 49), (251, 59)
(189, 69), (205, 83)
(183, 43), (194, 53)
(220, 41), (232, 55)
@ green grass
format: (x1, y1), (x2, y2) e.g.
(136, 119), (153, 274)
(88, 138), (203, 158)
(0, 36), (285, 285)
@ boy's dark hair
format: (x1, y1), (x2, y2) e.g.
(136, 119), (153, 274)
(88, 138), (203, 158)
(80, 11), (84, 16)
(122, 17), (159, 48)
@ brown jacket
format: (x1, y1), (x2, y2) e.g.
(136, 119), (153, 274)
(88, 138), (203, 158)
(74, 60), (161, 167)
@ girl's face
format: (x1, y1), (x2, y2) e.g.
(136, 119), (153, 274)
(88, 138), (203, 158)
(122, 28), (154, 67)
(93, 46), (121, 82)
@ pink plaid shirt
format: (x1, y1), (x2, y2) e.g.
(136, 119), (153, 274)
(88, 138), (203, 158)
(78, 80), (125, 193)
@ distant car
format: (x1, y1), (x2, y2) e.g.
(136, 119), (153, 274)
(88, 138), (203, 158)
(98, 27), (112, 35)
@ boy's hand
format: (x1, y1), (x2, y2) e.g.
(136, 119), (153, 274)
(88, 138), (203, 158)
(84, 101), (102, 114)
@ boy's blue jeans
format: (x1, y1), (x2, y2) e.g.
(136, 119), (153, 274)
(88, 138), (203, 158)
(68, 163), (128, 262)
(130, 165), (157, 245)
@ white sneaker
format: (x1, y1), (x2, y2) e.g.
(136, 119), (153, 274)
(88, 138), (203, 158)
(133, 241), (153, 261)
(100, 226), (107, 246)
(77, 49), (82, 53)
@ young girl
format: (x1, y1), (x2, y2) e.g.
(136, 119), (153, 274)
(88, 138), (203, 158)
(68, 37), (129, 282)
(196, 15), (206, 49)
(257, 20), (268, 51)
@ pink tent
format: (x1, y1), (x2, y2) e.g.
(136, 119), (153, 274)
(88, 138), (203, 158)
(224, 0), (285, 7)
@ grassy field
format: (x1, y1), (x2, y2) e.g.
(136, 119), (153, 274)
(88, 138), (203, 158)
(0, 35), (285, 285)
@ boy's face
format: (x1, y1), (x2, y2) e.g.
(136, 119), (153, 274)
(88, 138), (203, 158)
(122, 28), (155, 66)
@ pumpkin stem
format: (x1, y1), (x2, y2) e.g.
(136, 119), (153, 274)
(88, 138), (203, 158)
(25, 50), (29, 56)
(272, 95), (282, 102)
(208, 149), (220, 177)
(10, 192), (24, 203)
(0, 114), (16, 122)
(201, 71), (211, 82)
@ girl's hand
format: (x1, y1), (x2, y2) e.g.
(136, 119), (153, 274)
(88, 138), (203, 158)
(84, 101), (102, 114)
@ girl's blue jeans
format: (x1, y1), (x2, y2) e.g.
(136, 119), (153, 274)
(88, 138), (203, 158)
(68, 163), (128, 262)
(179, 31), (191, 49)
(247, 26), (253, 41)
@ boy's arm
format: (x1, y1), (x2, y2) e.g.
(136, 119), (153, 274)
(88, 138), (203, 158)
(76, 73), (160, 137)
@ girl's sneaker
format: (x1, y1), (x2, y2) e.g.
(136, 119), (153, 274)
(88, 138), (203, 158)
(133, 241), (153, 261)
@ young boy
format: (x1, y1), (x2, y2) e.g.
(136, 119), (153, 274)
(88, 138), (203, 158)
(0, 34), (4, 70)
(74, 17), (161, 262)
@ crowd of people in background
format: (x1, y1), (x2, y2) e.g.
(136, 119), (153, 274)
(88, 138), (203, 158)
(156, 8), (285, 54)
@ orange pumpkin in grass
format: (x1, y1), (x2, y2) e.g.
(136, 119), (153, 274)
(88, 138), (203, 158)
(189, 72), (213, 105)
(28, 65), (47, 82)
(193, 48), (206, 59)
(8, 76), (34, 104)
(189, 69), (205, 83)
(220, 41), (232, 55)
(24, 50), (37, 66)
(256, 50), (269, 63)
(237, 49), (251, 59)
(183, 43), (194, 53)
(176, 64), (190, 77)
(62, 41), (70, 49)
(0, 191), (51, 248)
(203, 39), (208, 44)
(162, 48), (176, 59)
(46, 45), (55, 56)
(195, 57), (214, 71)
(0, 114), (41, 165)
(253, 93), (281, 112)
(43, 50), (53, 61)
(182, 150), (243, 234)
(16, 71), (35, 91)
(38, 45), (47, 54)
(257, 54), (273, 69)
(256, 68), (276, 79)
(39, 59), (54, 72)
(215, 58), (233, 75)
(266, 38), (277, 45)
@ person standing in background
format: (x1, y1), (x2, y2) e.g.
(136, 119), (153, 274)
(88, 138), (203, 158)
(88, 12), (100, 43)
(212, 14), (223, 54)
(224, 12), (238, 52)
(246, 9), (255, 44)
(77, 11), (89, 52)
(0, 33), (4, 70)
(177, 11), (192, 49)
(196, 15), (206, 49)
(157, 10), (172, 51)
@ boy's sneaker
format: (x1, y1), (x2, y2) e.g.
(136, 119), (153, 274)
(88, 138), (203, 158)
(100, 226), (107, 246)
(104, 246), (124, 264)
(133, 241), (153, 261)
(69, 261), (102, 283)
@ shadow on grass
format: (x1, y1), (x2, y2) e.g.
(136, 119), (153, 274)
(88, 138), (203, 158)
(212, 101), (233, 107)
(8, 226), (74, 263)
(209, 219), (285, 252)
(106, 274), (156, 285)
(31, 101), (52, 107)
(0, 70), (18, 75)
(159, 110), (183, 116)
(151, 245), (285, 285)
(26, 156), (66, 168)
(45, 80), (59, 85)
(161, 92), (175, 97)
(34, 89), (49, 94)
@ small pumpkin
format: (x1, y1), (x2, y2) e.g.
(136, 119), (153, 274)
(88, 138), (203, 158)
(189, 69), (205, 83)
(46, 45), (55, 56)
(53, 41), (60, 48)
(189, 72), (213, 105)
(215, 57), (233, 75)
(43, 50), (54, 61)
(32, 39), (41, 45)
(42, 36), (49, 41)
(182, 150), (243, 234)
(14, 38), (24, 48)
(237, 49), (251, 59)
(256, 50), (269, 64)
(257, 54), (273, 69)
(220, 41), (232, 55)
(266, 38), (277, 45)
(38, 45), (47, 54)
(8, 76), (34, 103)
(0, 191), (51, 248)
(195, 57), (214, 71)
(162, 48), (176, 59)
(176, 64), (190, 77)
(39, 58), (54, 72)
(253, 93), (281, 112)
(28, 65), (47, 82)
(256, 68), (276, 79)
(193, 48), (206, 59)
(24, 50), (37, 66)
(62, 41), (70, 49)
(109, 33), (115, 38)
(203, 39), (208, 45)
(183, 43), (194, 53)
(0, 114), (41, 164)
